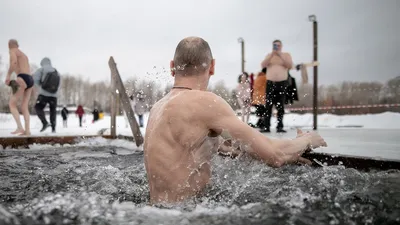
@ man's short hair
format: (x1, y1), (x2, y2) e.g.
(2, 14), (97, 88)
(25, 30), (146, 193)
(8, 39), (19, 47)
(173, 37), (213, 76)
(272, 39), (282, 44)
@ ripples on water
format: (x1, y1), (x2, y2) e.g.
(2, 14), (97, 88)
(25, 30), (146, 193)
(0, 141), (399, 225)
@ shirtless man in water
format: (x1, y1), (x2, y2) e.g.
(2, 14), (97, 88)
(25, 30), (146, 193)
(144, 37), (327, 204)
(4, 39), (34, 135)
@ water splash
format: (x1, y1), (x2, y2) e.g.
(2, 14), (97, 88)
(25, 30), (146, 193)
(0, 144), (399, 225)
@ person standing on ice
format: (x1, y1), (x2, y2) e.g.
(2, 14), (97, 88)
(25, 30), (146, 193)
(252, 67), (267, 129)
(134, 91), (146, 127)
(5, 39), (34, 136)
(61, 106), (69, 128)
(236, 73), (251, 124)
(33, 57), (61, 133)
(261, 39), (293, 133)
(75, 105), (85, 127)
(92, 108), (99, 123)
(124, 92), (146, 128)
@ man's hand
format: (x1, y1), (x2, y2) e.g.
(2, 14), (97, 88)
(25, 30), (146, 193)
(297, 129), (327, 149)
(294, 129), (326, 166)
(4, 78), (10, 86)
(310, 132), (327, 149)
(296, 129), (306, 138)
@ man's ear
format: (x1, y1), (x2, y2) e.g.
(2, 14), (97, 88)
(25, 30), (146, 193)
(209, 59), (215, 76)
(170, 60), (175, 77)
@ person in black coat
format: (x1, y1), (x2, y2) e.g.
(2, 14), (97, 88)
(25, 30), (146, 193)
(285, 72), (299, 105)
(61, 106), (69, 128)
(92, 108), (99, 123)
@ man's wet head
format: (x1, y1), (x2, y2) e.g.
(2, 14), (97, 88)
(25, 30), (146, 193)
(171, 37), (215, 78)
(8, 39), (19, 49)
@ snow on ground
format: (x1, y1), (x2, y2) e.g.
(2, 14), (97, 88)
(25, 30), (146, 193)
(1, 112), (400, 138)
(1, 112), (400, 160)
(0, 113), (146, 137)
(251, 112), (400, 129)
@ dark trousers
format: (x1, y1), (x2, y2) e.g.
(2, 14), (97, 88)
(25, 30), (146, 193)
(62, 118), (67, 128)
(263, 80), (288, 129)
(138, 115), (144, 127)
(255, 105), (267, 128)
(79, 116), (83, 127)
(35, 95), (58, 129)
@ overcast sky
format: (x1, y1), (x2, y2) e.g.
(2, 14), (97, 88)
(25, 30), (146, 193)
(0, 0), (399, 88)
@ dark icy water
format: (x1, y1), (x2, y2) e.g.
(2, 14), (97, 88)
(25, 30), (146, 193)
(0, 139), (399, 225)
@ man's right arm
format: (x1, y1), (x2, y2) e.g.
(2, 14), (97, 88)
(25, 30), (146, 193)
(261, 53), (273, 68)
(5, 50), (17, 84)
(199, 93), (326, 167)
(33, 68), (42, 86)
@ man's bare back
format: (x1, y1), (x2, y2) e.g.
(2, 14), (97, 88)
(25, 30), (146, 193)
(144, 36), (327, 204)
(144, 90), (223, 203)
(10, 48), (30, 75)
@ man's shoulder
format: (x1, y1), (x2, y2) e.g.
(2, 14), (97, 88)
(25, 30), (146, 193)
(188, 90), (223, 103)
(160, 90), (225, 110)
(188, 91), (231, 114)
(42, 67), (58, 73)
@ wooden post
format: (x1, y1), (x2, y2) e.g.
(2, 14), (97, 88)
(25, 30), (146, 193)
(238, 38), (245, 73)
(241, 41), (245, 73)
(116, 91), (120, 116)
(108, 57), (144, 146)
(309, 15), (318, 130)
(313, 19), (318, 130)
(110, 72), (117, 138)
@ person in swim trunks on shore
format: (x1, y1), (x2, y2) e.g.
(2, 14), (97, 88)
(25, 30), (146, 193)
(144, 36), (328, 204)
(4, 39), (34, 135)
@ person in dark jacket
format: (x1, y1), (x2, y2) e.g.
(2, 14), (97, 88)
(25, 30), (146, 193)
(92, 108), (99, 123)
(61, 106), (69, 128)
(33, 57), (60, 133)
(285, 72), (299, 105)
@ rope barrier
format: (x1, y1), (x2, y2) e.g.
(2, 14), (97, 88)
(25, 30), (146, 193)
(287, 103), (400, 111)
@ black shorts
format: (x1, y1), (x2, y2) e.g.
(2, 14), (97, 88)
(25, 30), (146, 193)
(17, 74), (34, 89)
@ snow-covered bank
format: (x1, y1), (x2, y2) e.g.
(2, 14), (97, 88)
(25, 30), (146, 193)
(1, 112), (400, 160)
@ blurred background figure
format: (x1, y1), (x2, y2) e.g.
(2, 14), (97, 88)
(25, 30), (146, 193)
(236, 73), (251, 124)
(92, 108), (99, 123)
(252, 68), (267, 129)
(75, 105), (85, 127)
(134, 91), (146, 127)
(33, 57), (61, 133)
(61, 105), (69, 128)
